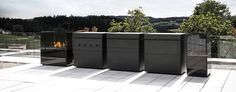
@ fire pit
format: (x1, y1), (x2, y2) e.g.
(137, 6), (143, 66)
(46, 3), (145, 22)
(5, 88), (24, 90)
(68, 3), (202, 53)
(40, 31), (73, 66)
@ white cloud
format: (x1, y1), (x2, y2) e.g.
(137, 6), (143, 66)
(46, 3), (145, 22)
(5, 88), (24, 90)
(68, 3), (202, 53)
(218, 0), (236, 15)
(0, 0), (235, 18)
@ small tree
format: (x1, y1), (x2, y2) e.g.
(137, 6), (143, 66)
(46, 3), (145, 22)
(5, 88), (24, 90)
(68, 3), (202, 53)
(180, 13), (233, 35)
(180, 0), (233, 57)
(180, 0), (233, 35)
(108, 20), (124, 32)
(231, 15), (236, 27)
(193, 0), (231, 19)
(232, 15), (236, 36)
(12, 24), (24, 36)
(108, 7), (156, 32)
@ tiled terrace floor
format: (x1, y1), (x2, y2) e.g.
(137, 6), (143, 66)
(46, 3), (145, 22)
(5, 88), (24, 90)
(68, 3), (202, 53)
(0, 50), (236, 92)
(0, 62), (236, 92)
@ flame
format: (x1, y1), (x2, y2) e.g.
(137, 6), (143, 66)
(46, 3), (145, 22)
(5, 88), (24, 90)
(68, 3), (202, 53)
(54, 41), (65, 48)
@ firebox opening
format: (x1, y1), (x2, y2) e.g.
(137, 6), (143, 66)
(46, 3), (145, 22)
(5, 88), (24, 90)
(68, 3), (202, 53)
(54, 41), (65, 48)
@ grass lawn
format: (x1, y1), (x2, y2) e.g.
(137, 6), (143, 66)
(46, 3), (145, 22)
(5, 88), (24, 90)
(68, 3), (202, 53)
(0, 34), (40, 49)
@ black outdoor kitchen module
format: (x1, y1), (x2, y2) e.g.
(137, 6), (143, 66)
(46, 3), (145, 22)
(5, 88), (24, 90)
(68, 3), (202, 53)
(73, 32), (107, 69)
(187, 33), (211, 77)
(41, 31), (73, 66)
(144, 33), (186, 75)
(106, 32), (144, 72)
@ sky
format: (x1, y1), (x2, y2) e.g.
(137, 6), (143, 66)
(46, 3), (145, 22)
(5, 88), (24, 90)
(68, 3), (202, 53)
(0, 0), (235, 19)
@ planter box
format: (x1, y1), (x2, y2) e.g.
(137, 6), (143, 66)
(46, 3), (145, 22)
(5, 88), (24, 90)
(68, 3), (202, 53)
(144, 33), (186, 75)
(187, 33), (211, 77)
(107, 32), (144, 72)
(41, 31), (73, 66)
(73, 32), (107, 69)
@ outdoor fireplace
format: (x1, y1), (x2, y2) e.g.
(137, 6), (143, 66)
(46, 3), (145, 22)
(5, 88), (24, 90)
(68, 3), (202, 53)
(54, 41), (65, 48)
(40, 31), (210, 77)
(41, 31), (73, 66)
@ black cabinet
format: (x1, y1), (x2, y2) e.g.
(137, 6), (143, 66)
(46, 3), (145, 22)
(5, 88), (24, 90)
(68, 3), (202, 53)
(41, 31), (73, 66)
(187, 33), (211, 77)
(144, 33), (186, 75)
(73, 32), (107, 69)
(107, 32), (144, 72)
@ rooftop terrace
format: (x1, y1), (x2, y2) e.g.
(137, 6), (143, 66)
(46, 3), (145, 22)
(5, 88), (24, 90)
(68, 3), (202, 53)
(0, 54), (236, 92)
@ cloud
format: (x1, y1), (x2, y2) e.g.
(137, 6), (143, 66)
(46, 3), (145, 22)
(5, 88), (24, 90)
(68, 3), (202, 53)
(140, 0), (203, 18)
(0, 0), (235, 18)
(218, 0), (236, 15)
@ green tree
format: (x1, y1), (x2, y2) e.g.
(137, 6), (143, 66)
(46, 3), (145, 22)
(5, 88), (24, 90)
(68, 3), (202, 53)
(12, 24), (23, 32)
(108, 7), (156, 32)
(180, 0), (234, 57)
(12, 24), (24, 36)
(180, 0), (233, 35)
(108, 20), (124, 32)
(180, 13), (232, 35)
(231, 15), (236, 27)
(193, 0), (231, 19)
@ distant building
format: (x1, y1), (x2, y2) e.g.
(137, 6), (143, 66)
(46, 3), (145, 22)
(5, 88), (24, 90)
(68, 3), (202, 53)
(0, 29), (12, 35)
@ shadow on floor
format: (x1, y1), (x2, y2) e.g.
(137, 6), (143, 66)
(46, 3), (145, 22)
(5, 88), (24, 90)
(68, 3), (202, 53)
(88, 70), (139, 82)
(29, 65), (64, 71)
(51, 68), (104, 79)
(14, 65), (66, 75)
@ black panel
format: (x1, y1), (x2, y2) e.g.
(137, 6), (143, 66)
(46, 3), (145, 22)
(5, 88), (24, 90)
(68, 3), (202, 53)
(106, 32), (142, 39)
(41, 31), (73, 66)
(187, 33), (211, 77)
(144, 33), (186, 75)
(73, 32), (107, 69)
(107, 33), (144, 72)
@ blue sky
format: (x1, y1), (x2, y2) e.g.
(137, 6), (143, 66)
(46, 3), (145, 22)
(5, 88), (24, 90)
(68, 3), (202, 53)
(0, 0), (235, 19)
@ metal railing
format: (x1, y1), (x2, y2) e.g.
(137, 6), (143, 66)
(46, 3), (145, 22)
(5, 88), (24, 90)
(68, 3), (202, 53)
(218, 36), (236, 58)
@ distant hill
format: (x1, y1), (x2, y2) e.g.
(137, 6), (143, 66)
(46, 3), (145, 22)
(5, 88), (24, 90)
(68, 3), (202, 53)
(110, 16), (188, 23)
(0, 15), (189, 33)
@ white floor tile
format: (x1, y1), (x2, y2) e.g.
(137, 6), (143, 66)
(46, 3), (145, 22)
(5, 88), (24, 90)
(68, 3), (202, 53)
(2, 64), (236, 92)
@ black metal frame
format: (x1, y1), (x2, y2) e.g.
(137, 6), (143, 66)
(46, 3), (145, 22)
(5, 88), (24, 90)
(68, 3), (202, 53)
(186, 33), (211, 77)
(41, 31), (73, 66)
